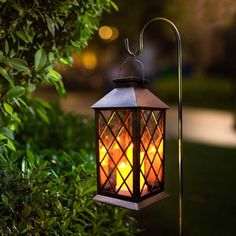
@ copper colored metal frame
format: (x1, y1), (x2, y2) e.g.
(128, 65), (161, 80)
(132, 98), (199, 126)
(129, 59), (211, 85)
(93, 192), (169, 211)
(92, 78), (170, 210)
(94, 107), (170, 211)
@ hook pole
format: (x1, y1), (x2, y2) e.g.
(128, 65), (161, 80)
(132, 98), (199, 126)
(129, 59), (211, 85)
(125, 17), (183, 236)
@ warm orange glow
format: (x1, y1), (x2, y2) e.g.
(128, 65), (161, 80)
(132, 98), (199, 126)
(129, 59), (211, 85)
(81, 51), (97, 70)
(116, 144), (133, 195)
(98, 25), (119, 41)
(146, 142), (163, 183)
(99, 110), (165, 196)
(117, 160), (132, 194)
(99, 26), (113, 40)
(158, 140), (163, 158)
(100, 146), (108, 184)
(157, 140), (164, 181)
(110, 27), (119, 40)
(116, 144), (147, 195)
(140, 151), (146, 190)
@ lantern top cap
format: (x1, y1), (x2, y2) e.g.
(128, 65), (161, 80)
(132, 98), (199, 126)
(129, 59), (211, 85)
(113, 77), (148, 88)
(91, 77), (169, 109)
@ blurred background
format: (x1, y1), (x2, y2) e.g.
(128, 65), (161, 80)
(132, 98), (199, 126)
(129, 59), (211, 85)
(37, 0), (236, 235)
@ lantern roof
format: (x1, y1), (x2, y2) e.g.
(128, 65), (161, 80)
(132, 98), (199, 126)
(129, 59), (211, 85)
(91, 78), (169, 109)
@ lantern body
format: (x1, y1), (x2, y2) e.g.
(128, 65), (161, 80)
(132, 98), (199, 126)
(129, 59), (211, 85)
(92, 79), (169, 210)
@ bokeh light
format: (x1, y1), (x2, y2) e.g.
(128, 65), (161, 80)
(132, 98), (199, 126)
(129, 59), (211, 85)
(98, 25), (119, 41)
(81, 51), (97, 70)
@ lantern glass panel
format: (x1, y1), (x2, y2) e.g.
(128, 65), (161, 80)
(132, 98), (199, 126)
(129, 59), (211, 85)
(140, 110), (165, 196)
(98, 110), (133, 197)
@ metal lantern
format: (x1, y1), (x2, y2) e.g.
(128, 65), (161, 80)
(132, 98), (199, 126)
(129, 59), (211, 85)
(91, 16), (184, 235)
(91, 78), (169, 210)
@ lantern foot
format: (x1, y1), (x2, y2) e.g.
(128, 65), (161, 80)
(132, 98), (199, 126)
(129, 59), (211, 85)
(93, 192), (169, 211)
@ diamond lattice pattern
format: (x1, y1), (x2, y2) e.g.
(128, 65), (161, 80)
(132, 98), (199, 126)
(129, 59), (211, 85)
(98, 110), (133, 197)
(140, 110), (164, 196)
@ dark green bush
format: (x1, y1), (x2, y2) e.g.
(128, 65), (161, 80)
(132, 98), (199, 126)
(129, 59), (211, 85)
(17, 101), (95, 154)
(0, 104), (138, 235)
(0, 1), (138, 235)
(0, 0), (114, 151)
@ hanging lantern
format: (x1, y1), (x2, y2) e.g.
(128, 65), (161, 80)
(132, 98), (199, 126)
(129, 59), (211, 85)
(92, 77), (169, 210)
(91, 16), (184, 235)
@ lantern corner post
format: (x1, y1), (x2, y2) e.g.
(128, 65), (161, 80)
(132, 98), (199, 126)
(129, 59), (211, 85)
(94, 109), (101, 194)
(132, 108), (141, 202)
(125, 18), (183, 236)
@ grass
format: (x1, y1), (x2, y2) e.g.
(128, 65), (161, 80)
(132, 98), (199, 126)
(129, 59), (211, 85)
(133, 140), (236, 236)
(150, 75), (235, 110)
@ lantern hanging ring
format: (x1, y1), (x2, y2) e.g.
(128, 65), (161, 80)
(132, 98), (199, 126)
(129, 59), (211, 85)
(118, 56), (145, 80)
(125, 17), (183, 236)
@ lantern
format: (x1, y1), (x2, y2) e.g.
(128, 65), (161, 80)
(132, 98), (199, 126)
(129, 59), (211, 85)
(92, 78), (169, 210)
(91, 16), (184, 235)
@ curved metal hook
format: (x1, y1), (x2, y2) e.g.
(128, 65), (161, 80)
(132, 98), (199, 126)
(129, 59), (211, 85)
(124, 39), (136, 57)
(124, 17), (183, 236)
(124, 17), (181, 57)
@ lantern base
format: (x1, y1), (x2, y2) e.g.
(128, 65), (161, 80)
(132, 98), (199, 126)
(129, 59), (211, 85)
(93, 192), (169, 210)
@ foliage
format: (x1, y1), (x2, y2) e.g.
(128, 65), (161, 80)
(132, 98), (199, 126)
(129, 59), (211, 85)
(0, 1), (137, 235)
(0, 0), (115, 151)
(0, 104), (138, 235)
(17, 102), (95, 154)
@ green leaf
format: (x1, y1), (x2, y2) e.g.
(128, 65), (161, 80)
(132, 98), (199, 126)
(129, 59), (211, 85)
(27, 148), (35, 166)
(12, 2), (24, 16)
(48, 69), (62, 81)
(0, 55), (6, 63)
(28, 82), (36, 93)
(9, 58), (31, 74)
(83, 185), (96, 195)
(84, 208), (96, 218)
(33, 204), (45, 220)
(2, 127), (14, 140)
(16, 31), (31, 43)
(7, 139), (16, 151)
(0, 134), (7, 140)
(35, 48), (47, 72)
(46, 18), (55, 36)
(50, 169), (58, 178)
(18, 97), (28, 108)
(59, 57), (71, 65)
(35, 98), (51, 109)
(110, 0), (119, 11)
(55, 80), (66, 95)
(1, 194), (8, 206)
(3, 102), (13, 115)
(9, 48), (16, 58)
(71, 40), (81, 49)
(21, 158), (28, 173)
(4, 40), (9, 55)
(36, 108), (49, 124)
(12, 112), (21, 124)
(13, 97), (21, 107)
(0, 66), (14, 86)
(0, 29), (6, 39)
(6, 86), (25, 98)
(55, 200), (62, 210)
(48, 52), (55, 63)
(21, 205), (32, 217)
